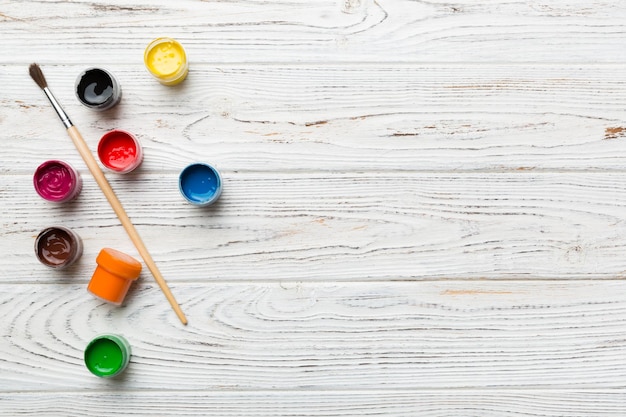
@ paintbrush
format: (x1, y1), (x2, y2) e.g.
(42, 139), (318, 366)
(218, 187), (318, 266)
(29, 63), (188, 325)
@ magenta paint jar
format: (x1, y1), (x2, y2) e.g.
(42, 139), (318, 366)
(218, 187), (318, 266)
(33, 160), (82, 203)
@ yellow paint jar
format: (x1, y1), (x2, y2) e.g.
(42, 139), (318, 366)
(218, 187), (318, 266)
(144, 37), (189, 85)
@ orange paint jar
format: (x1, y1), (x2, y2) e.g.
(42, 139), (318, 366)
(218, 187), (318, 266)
(87, 248), (142, 305)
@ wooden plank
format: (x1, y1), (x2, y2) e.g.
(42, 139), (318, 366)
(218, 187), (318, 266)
(1, 281), (626, 391)
(3, 172), (626, 283)
(1, 390), (625, 416)
(1, 0), (625, 64)
(3, 64), (626, 174)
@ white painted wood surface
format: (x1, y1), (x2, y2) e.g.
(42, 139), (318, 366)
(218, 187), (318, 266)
(1, 0), (626, 415)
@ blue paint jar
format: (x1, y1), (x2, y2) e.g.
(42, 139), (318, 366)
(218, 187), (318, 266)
(178, 163), (222, 206)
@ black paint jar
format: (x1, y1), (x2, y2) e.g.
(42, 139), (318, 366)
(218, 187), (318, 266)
(75, 67), (121, 111)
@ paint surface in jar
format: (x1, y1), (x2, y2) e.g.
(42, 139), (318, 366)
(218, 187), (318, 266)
(180, 164), (220, 204)
(76, 69), (114, 106)
(38, 228), (72, 266)
(34, 161), (79, 201)
(84, 338), (124, 375)
(35, 226), (82, 269)
(98, 131), (138, 171)
(146, 40), (185, 76)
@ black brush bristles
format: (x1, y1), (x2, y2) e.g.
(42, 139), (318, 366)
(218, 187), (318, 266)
(29, 63), (47, 89)
(29, 62), (73, 128)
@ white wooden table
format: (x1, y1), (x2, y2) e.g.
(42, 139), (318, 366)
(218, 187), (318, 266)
(1, 0), (626, 415)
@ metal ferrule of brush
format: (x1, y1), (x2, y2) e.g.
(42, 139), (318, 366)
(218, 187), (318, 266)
(43, 87), (73, 129)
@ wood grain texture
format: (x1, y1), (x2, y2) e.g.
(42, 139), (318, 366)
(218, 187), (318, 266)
(3, 0), (626, 414)
(1, 391), (625, 417)
(2, 64), (626, 173)
(4, 172), (626, 283)
(0, 0), (625, 64)
(2, 282), (626, 391)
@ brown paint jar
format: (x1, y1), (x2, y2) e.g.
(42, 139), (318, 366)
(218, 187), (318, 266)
(34, 226), (83, 269)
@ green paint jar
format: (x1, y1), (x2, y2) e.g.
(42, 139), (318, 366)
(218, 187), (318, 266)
(84, 334), (131, 378)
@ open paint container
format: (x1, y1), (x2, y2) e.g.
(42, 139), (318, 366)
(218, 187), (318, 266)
(34, 226), (83, 269)
(84, 334), (131, 378)
(75, 67), (121, 111)
(144, 37), (189, 85)
(178, 162), (222, 206)
(97, 129), (143, 173)
(33, 160), (82, 203)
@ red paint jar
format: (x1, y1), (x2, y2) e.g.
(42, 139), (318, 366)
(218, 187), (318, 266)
(97, 130), (143, 173)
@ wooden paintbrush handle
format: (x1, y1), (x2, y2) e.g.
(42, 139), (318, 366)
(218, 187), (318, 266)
(67, 126), (188, 325)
